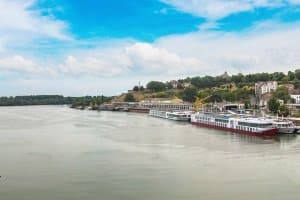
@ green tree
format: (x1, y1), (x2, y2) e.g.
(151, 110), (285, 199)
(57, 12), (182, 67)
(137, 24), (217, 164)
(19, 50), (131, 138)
(221, 91), (235, 102)
(165, 82), (173, 90)
(191, 76), (216, 88)
(182, 87), (198, 102)
(146, 81), (166, 92)
(133, 86), (139, 91)
(288, 71), (295, 81)
(271, 72), (285, 81)
(279, 105), (290, 117)
(273, 87), (290, 103)
(231, 73), (244, 84)
(295, 69), (300, 80)
(268, 97), (280, 114)
(124, 93), (136, 102)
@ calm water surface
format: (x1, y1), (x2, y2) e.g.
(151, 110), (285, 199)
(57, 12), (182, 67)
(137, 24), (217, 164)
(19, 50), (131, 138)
(0, 106), (300, 200)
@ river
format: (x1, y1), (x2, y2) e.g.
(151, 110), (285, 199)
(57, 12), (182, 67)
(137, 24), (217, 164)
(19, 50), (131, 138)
(0, 106), (300, 200)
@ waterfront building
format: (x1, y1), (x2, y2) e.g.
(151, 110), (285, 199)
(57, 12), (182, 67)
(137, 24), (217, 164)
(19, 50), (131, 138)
(141, 102), (194, 111)
(255, 81), (278, 107)
(291, 94), (300, 104)
(255, 81), (278, 97)
(170, 80), (178, 89)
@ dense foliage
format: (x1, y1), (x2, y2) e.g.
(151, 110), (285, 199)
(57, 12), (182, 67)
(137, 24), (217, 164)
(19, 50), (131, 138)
(0, 95), (113, 107)
(124, 93), (136, 102)
(272, 87), (290, 103)
(144, 69), (300, 104)
(182, 87), (197, 102)
(0, 95), (75, 106)
(71, 95), (113, 108)
(146, 81), (166, 92)
(268, 97), (280, 114)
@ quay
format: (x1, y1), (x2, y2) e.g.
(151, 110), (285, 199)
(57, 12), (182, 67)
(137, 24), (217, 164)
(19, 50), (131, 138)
(98, 101), (194, 113)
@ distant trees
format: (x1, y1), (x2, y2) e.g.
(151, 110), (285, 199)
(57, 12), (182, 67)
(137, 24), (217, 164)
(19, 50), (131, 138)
(182, 87), (197, 102)
(124, 93), (136, 102)
(268, 97), (280, 114)
(146, 81), (166, 92)
(191, 76), (216, 88)
(295, 69), (300, 80)
(273, 87), (290, 103)
(133, 86), (139, 91)
(0, 95), (73, 106)
(231, 73), (244, 84)
(133, 85), (145, 92)
(71, 95), (113, 108)
(279, 105), (290, 117)
(288, 71), (295, 81)
(0, 95), (113, 107)
(165, 82), (174, 90)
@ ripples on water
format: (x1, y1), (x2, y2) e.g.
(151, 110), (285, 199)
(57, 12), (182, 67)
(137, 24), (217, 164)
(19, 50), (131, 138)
(0, 106), (300, 200)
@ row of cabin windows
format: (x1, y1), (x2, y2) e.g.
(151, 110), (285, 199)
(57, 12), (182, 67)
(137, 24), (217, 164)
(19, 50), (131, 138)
(215, 119), (229, 123)
(237, 125), (257, 132)
(238, 122), (272, 128)
(277, 124), (292, 128)
(195, 117), (228, 128)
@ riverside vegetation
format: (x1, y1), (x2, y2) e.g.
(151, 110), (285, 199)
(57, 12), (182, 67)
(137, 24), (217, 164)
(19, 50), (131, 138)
(0, 95), (113, 107)
(119, 70), (300, 116)
(1, 70), (299, 115)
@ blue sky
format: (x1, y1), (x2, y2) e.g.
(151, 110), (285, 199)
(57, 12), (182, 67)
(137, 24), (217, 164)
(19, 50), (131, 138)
(0, 0), (300, 96)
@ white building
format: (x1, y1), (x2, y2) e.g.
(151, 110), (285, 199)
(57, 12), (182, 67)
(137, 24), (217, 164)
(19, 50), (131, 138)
(291, 95), (300, 104)
(170, 80), (178, 89)
(255, 81), (278, 97)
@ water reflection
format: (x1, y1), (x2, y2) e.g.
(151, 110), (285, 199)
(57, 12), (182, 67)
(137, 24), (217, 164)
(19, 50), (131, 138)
(276, 134), (298, 142)
(1, 106), (300, 200)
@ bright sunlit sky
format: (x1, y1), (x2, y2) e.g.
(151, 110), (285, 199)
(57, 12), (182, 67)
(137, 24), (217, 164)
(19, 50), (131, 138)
(1, 0), (300, 96)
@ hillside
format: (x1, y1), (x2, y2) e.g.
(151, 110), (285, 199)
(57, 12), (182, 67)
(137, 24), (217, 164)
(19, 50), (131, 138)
(114, 70), (300, 106)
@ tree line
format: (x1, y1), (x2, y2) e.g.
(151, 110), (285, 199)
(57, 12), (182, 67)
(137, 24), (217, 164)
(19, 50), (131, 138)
(137, 69), (300, 104)
(0, 95), (112, 107)
(143, 70), (300, 92)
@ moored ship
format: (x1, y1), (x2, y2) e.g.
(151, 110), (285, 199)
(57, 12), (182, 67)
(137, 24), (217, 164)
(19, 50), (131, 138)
(191, 112), (278, 137)
(270, 119), (298, 134)
(149, 109), (192, 121)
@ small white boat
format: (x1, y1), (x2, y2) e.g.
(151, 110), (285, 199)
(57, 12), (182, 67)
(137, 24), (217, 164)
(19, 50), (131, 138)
(271, 119), (298, 134)
(149, 109), (192, 121)
(166, 111), (193, 121)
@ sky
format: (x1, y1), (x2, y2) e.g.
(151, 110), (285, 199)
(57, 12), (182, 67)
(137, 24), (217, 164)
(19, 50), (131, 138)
(1, 0), (300, 96)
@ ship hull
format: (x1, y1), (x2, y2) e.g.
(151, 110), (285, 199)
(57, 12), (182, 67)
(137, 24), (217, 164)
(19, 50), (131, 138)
(191, 121), (278, 137)
(278, 127), (298, 134)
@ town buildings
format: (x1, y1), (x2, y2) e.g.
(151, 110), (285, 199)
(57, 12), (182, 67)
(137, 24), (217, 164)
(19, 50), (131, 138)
(291, 94), (300, 104)
(255, 81), (278, 107)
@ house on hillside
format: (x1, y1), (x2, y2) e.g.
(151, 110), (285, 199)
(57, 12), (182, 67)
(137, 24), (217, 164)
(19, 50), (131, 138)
(291, 94), (300, 104)
(255, 81), (278, 107)
(183, 82), (191, 88)
(219, 71), (230, 80)
(255, 81), (277, 97)
(170, 80), (178, 89)
(281, 83), (295, 94)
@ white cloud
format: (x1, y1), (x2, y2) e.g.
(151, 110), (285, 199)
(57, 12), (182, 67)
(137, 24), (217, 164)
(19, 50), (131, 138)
(161, 0), (299, 20)
(2, 20), (300, 90)
(125, 42), (204, 75)
(0, 55), (56, 75)
(156, 21), (300, 75)
(0, 0), (70, 50)
(59, 49), (133, 77)
(57, 42), (204, 77)
(7, 19), (300, 81)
